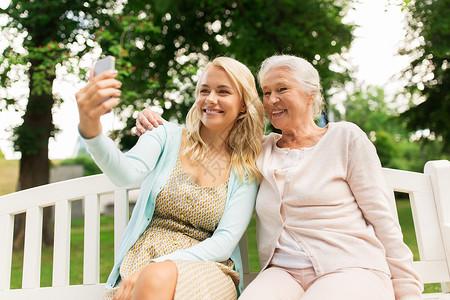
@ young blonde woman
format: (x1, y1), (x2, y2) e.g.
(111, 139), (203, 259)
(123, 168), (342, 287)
(75, 57), (265, 300)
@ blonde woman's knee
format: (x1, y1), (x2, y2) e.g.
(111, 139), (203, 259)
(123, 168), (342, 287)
(132, 261), (177, 300)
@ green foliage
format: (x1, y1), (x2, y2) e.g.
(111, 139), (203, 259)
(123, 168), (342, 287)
(341, 88), (396, 133)
(333, 86), (448, 172)
(0, 0), (355, 183)
(387, 0), (413, 11)
(11, 121), (59, 155)
(398, 0), (450, 150)
(59, 154), (102, 176)
(372, 130), (399, 167)
(109, 114), (140, 151)
(94, 0), (354, 148)
(0, 1), (108, 108)
(0, 1), (120, 196)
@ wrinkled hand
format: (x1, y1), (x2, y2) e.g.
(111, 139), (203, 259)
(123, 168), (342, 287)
(136, 108), (164, 136)
(75, 69), (122, 138)
(113, 267), (144, 300)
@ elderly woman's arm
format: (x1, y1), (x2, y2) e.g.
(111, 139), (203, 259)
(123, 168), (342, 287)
(347, 133), (423, 300)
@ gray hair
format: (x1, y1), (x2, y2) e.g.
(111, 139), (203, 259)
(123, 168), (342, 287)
(258, 54), (325, 118)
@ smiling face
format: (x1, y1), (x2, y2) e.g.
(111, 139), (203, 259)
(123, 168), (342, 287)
(262, 67), (314, 131)
(196, 66), (245, 136)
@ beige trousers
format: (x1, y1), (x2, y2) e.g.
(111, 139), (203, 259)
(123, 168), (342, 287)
(239, 266), (395, 300)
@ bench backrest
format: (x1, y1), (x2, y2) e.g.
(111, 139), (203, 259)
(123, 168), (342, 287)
(0, 175), (138, 299)
(0, 160), (449, 299)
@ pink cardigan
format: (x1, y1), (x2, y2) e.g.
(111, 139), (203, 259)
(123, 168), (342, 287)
(255, 122), (423, 299)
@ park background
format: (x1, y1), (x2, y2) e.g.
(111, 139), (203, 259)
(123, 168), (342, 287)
(0, 0), (449, 293)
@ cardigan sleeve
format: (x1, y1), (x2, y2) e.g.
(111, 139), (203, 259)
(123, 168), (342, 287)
(152, 178), (258, 263)
(81, 123), (168, 187)
(346, 133), (423, 300)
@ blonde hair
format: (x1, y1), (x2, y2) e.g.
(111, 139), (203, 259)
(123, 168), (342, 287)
(185, 57), (265, 183)
(258, 54), (325, 119)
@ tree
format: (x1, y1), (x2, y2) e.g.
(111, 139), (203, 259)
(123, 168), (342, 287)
(398, 0), (450, 151)
(0, 0), (125, 248)
(333, 86), (449, 171)
(96, 0), (354, 149)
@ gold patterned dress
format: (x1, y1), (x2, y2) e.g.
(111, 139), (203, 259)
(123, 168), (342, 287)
(104, 156), (239, 299)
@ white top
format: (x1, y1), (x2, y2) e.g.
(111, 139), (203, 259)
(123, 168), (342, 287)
(270, 146), (313, 269)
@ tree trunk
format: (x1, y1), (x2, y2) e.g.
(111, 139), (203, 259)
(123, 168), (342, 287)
(13, 59), (56, 250)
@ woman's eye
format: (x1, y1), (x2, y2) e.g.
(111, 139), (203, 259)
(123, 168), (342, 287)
(279, 87), (287, 92)
(218, 90), (230, 94)
(200, 89), (210, 94)
(263, 91), (271, 97)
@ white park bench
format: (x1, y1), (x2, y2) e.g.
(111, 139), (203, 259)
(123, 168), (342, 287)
(0, 160), (449, 299)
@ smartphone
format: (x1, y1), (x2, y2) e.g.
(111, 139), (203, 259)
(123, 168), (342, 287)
(94, 56), (116, 109)
(94, 56), (115, 77)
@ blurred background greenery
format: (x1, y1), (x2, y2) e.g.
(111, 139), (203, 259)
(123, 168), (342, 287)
(1, 0), (448, 193)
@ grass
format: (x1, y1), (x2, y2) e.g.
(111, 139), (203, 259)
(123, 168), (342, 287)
(0, 158), (63, 197)
(8, 199), (441, 294)
(0, 158), (19, 196)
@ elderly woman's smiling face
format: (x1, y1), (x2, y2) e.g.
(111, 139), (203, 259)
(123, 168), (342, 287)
(262, 67), (314, 131)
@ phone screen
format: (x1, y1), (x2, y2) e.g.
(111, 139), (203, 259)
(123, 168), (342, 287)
(94, 56), (115, 77)
(94, 56), (116, 110)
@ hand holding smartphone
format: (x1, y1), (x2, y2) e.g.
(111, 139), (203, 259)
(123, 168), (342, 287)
(93, 56), (116, 113)
(94, 56), (116, 106)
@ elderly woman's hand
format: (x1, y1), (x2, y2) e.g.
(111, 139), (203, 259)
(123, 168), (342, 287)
(75, 69), (122, 138)
(135, 108), (164, 136)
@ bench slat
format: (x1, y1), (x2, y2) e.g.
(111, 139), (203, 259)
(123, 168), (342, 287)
(0, 214), (14, 290)
(52, 200), (71, 287)
(411, 191), (446, 261)
(22, 206), (43, 289)
(0, 175), (118, 215)
(1, 284), (105, 300)
(422, 293), (450, 299)
(426, 161), (450, 294)
(413, 261), (450, 284)
(383, 168), (433, 194)
(114, 190), (129, 261)
(83, 194), (100, 285)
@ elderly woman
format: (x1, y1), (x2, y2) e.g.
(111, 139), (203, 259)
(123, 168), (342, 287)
(136, 55), (423, 300)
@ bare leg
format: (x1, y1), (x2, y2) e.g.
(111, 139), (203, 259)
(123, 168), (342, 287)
(132, 261), (178, 300)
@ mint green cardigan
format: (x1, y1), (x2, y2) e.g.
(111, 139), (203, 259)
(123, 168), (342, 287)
(82, 122), (257, 295)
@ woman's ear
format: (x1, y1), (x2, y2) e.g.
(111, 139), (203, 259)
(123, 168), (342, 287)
(240, 104), (247, 113)
(308, 93), (316, 104)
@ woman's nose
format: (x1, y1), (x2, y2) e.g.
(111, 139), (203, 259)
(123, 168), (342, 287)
(268, 94), (279, 105)
(206, 92), (217, 104)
